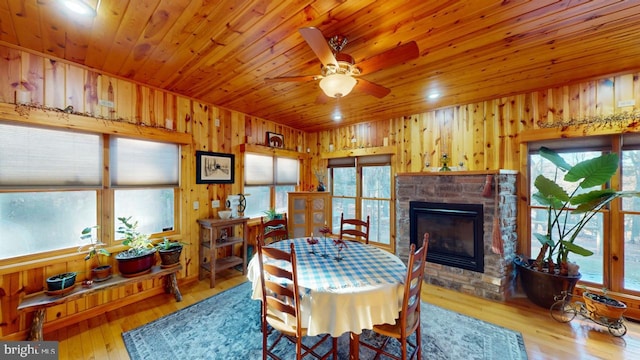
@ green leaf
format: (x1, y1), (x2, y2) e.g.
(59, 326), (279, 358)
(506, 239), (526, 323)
(539, 147), (572, 172)
(561, 240), (594, 257)
(534, 175), (570, 203)
(534, 233), (554, 247)
(564, 153), (619, 188)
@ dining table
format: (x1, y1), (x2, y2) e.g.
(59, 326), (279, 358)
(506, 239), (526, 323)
(246, 237), (407, 359)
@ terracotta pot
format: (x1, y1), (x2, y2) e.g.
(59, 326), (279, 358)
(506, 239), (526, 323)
(115, 249), (156, 277)
(158, 246), (183, 268)
(91, 265), (112, 281)
(46, 272), (77, 291)
(514, 257), (581, 308)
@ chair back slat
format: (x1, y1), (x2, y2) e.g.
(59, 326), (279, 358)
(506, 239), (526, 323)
(260, 214), (289, 245)
(257, 240), (301, 333)
(339, 213), (370, 244)
(401, 234), (428, 332)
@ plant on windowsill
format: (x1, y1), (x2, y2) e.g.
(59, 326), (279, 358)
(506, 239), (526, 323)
(78, 225), (112, 282)
(263, 208), (283, 220)
(515, 146), (640, 308)
(155, 237), (188, 268)
(583, 288), (627, 321)
(114, 216), (156, 277)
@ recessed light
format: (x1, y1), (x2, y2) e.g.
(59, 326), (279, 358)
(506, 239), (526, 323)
(333, 113), (342, 121)
(428, 92), (440, 99)
(59, 0), (99, 17)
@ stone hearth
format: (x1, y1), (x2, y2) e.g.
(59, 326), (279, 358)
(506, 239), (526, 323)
(396, 170), (518, 301)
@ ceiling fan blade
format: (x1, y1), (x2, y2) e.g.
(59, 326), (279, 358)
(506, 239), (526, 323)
(357, 41), (419, 75)
(299, 27), (338, 67)
(355, 79), (391, 98)
(265, 75), (319, 83)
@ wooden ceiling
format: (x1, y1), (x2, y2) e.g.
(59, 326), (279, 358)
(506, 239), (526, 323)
(2, 0), (640, 132)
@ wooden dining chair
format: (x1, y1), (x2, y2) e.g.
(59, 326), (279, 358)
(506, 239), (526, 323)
(339, 213), (370, 244)
(358, 233), (429, 360)
(256, 240), (338, 360)
(260, 213), (289, 245)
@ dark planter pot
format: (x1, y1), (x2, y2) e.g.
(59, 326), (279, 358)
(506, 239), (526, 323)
(158, 246), (183, 268)
(514, 257), (581, 308)
(46, 272), (77, 291)
(115, 249), (156, 277)
(91, 264), (112, 282)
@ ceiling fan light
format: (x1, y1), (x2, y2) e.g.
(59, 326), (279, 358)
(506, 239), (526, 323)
(319, 74), (357, 98)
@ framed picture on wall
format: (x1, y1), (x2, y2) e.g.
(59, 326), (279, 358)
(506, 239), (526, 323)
(266, 132), (284, 148)
(196, 151), (235, 184)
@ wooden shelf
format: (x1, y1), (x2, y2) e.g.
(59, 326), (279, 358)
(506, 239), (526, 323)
(197, 217), (248, 288)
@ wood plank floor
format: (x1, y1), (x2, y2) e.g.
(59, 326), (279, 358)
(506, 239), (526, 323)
(44, 270), (640, 359)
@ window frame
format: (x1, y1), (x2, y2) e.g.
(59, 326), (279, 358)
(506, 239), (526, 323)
(0, 122), (184, 263)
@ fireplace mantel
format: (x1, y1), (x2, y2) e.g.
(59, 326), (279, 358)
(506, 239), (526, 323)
(396, 169), (517, 177)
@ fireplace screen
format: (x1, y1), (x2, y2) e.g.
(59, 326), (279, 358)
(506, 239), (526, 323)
(410, 201), (484, 273)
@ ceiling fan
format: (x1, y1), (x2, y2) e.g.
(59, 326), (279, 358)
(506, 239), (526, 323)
(265, 27), (419, 99)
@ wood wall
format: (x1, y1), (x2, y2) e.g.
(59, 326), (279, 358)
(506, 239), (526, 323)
(2, 44), (640, 339)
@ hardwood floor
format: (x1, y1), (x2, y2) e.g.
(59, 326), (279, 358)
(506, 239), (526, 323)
(45, 270), (640, 359)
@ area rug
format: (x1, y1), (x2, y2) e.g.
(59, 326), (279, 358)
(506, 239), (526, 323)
(123, 282), (527, 360)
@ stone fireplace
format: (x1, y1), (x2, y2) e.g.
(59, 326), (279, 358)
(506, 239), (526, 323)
(396, 170), (518, 301)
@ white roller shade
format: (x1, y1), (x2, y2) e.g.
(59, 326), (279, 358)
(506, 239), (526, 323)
(110, 137), (179, 187)
(0, 123), (102, 188)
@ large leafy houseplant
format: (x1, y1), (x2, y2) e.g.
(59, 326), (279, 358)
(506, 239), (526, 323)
(531, 147), (640, 276)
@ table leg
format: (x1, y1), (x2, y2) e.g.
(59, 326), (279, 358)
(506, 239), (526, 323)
(165, 273), (182, 302)
(28, 309), (45, 341)
(349, 332), (360, 360)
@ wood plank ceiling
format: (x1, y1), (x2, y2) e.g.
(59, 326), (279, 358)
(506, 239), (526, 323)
(1, 0), (640, 132)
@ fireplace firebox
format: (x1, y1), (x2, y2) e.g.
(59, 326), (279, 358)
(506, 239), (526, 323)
(410, 201), (484, 273)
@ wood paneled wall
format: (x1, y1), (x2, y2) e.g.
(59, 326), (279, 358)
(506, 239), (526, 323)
(0, 45), (308, 339)
(2, 43), (640, 339)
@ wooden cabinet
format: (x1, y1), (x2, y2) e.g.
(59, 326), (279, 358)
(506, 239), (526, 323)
(288, 192), (331, 238)
(197, 217), (248, 288)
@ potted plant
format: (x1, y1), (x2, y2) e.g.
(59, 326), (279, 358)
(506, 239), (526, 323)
(45, 272), (77, 294)
(583, 288), (627, 320)
(263, 208), (282, 220)
(78, 225), (112, 281)
(156, 237), (187, 268)
(114, 216), (156, 277)
(515, 147), (640, 308)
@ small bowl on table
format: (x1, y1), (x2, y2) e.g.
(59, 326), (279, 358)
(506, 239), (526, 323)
(218, 210), (233, 219)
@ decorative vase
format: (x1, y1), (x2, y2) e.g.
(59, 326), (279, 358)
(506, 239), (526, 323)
(317, 182), (325, 191)
(514, 257), (581, 308)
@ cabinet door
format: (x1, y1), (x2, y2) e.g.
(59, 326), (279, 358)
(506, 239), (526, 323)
(310, 196), (327, 235)
(291, 197), (308, 238)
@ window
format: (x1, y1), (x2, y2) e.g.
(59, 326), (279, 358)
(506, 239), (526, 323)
(0, 123), (180, 260)
(329, 155), (392, 247)
(0, 123), (101, 259)
(621, 137), (640, 292)
(527, 135), (640, 298)
(244, 153), (299, 218)
(111, 137), (179, 235)
(529, 149), (605, 284)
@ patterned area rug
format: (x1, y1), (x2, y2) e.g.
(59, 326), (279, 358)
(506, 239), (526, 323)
(123, 282), (527, 359)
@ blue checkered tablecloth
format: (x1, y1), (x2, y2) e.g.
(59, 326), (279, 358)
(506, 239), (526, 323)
(247, 237), (407, 336)
(262, 238), (407, 291)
